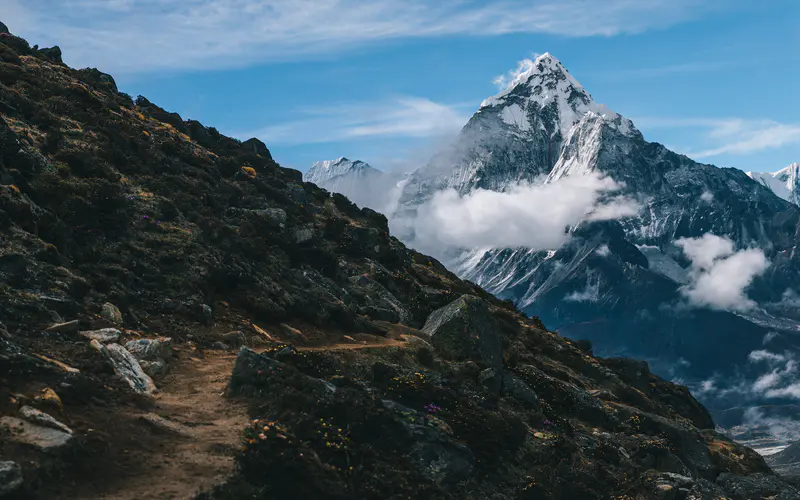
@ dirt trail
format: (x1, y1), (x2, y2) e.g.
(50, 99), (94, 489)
(297, 337), (408, 352)
(85, 351), (248, 500)
(75, 338), (408, 499)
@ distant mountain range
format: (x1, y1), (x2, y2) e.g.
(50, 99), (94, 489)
(747, 163), (800, 206)
(310, 54), (800, 446)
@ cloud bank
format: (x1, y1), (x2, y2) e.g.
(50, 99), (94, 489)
(411, 172), (640, 251)
(676, 233), (769, 312)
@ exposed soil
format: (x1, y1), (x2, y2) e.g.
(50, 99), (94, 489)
(52, 350), (249, 500)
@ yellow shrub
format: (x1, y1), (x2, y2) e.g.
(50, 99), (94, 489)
(241, 166), (257, 178)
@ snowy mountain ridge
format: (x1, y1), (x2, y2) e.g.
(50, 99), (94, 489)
(747, 162), (800, 206)
(305, 157), (379, 186)
(480, 52), (634, 138)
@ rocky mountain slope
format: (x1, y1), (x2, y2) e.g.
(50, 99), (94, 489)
(748, 163), (800, 206)
(0, 25), (797, 499)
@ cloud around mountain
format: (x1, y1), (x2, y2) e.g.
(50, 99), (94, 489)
(410, 172), (641, 251)
(676, 233), (769, 312)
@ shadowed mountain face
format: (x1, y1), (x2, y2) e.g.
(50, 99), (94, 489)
(2, 25), (797, 499)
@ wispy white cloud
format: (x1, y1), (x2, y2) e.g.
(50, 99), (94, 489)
(247, 96), (469, 145)
(493, 53), (542, 91)
(4, 0), (719, 74)
(634, 117), (800, 159)
(675, 233), (769, 312)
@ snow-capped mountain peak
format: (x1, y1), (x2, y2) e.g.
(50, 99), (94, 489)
(746, 162), (800, 206)
(305, 157), (377, 185)
(479, 52), (633, 140)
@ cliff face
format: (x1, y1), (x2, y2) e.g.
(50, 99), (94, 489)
(0, 27), (795, 500)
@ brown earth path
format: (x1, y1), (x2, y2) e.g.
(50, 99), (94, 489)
(80, 351), (249, 500)
(73, 336), (411, 500)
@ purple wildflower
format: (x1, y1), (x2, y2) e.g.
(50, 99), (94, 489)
(424, 403), (441, 414)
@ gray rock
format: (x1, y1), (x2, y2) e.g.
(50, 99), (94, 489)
(242, 137), (271, 158)
(687, 479), (727, 499)
(221, 330), (246, 348)
(101, 302), (123, 325)
(91, 341), (156, 395)
(502, 373), (540, 408)
(253, 208), (286, 226)
(201, 304), (213, 325)
(80, 328), (121, 343)
(19, 406), (72, 434)
(381, 399), (474, 485)
(229, 347), (282, 392)
(0, 417), (73, 450)
(124, 338), (172, 377)
(422, 295), (502, 367)
(39, 46), (63, 64)
(716, 472), (800, 500)
(139, 413), (189, 436)
(294, 226), (314, 244)
(44, 320), (79, 335)
(479, 368), (502, 394)
(651, 472), (695, 499)
(0, 461), (22, 497)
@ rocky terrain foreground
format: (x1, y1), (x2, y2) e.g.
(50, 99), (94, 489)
(0, 24), (798, 500)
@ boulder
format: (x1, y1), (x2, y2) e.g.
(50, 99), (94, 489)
(716, 472), (800, 499)
(253, 208), (286, 227)
(124, 337), (172, 377)
(229, 347), (281, 392)
(221, 330), (247, 348)
(100, 302), (123, 325)
(38, 46), (62, 63)
(294, 226), (314, 244)
(19, 406), (72, 434)
(479, 368), (502, 394)
(381, 399), (474, 485)
(35, 388), (63, 413)
(201, 304), (213, 325)
(0, 417), (73, 450)
(79, 328), (120, 343)
(0, 461), (22, 497)
(502, 372), (540, 408)
(242, 137), (271, 159)
(44, 320), (79, 335)
(422, 295), (502, 367)
(91, 341), (156, 395)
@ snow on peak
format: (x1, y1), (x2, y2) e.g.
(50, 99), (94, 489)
(746, 162), (800, 206)
(480, 52), (633, 139)
(306, 157), (375, 185)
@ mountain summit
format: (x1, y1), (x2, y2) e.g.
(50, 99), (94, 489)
(480, 52), (633, 139)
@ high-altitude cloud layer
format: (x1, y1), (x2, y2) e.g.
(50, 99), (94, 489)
(676, 233), (769, 312)
(411, 172), (640, 251)
(5, 0), (720, 73)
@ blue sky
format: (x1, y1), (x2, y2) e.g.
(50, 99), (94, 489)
(5, 0), (799, 173)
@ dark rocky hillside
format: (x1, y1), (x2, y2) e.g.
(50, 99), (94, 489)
(0, 25), (797, 499)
